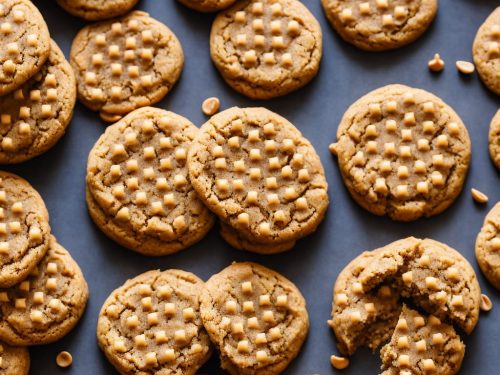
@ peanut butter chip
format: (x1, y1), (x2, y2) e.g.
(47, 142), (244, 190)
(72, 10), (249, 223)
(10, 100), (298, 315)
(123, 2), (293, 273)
(202, 97), (220, 116)
(56, 351), (73, 368)
(428, 53), (445, 72)
(471, 188), (488, 203)
(330, 354), (349, 370)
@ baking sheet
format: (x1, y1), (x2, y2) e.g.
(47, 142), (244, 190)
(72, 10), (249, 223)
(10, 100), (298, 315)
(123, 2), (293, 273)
(18, 0), (500, 373)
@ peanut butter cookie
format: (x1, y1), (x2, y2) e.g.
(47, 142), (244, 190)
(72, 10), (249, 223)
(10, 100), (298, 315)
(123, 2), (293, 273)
(86, 107), (214, 256)
(57, 0), (140, 21)
(177, 0), (237, 13)
(70, 11), (184, 122)
(188, 107), (328, 254)
(200, 262), (309, 374)
(0, 171), (50, 288)
(0, 237), (88, 345)
(332, 84), (470, 221)
(97, 269), (212, 375)
(489, 109), (500, 169)
(0, 40), (76, 164)
(475, 202), (500, 289)
(0, 0), (51, 96)
(473, 7), (500, 96)
(0, 341), (29, 375)
(321, 0), (437, 51)
(210, 0), (322, 99)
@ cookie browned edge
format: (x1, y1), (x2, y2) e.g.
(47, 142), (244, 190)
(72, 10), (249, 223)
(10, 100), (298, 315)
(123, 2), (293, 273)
(56, 0), (140, 21)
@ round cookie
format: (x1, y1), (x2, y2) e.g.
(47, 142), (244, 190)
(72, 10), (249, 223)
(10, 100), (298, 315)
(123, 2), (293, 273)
(475, 202), (500, 289)
(0, 237), (88, 346)
(97, 269), (212, 375)
(0, 341), (30, 375)
(0, 0), (51, 96)
(473, 7), (500, 96)
(70, 11), (184, 122)
(330, 237), (481, 356)
(210, 0), (322, 99)
(0, 171), (51, 288)
(177, 0), (237, 13)
(188, 107), (329, 254)
(87, 107), (214, 256)
(200, 262), (309, 374)
(332, 84), (470, 221)
(489, 109), (500, 169)
(0, 40), (76, 164)
(321, 0), (437, 51)
(57, 0), (140, 21)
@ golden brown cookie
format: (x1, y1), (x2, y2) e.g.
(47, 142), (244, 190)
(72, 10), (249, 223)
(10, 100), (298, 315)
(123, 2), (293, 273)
(97, 269), (212, 375)
(87, 107), (214, 256)
(332, 84), (470, 221)
(188, 107), (328, 254)
(177, 0), (237, 12)
(321, 0), (437, 51)
(200, 262), (309, 374)
(473, 7), (500, 96)
(0, 40), (76, 164)
(0, 171), (50, 288)
(380, 305), (464, 375)
(70, 11), (184, 122)
(210, 0), (322, 99)
(0, 341), (30, 375)
(0, 237), (88, 346)
(57, 0), (140, 21)
(489, 109), (500, 169)
(475, 202), (500, 289)
(0, 0), (51, 96)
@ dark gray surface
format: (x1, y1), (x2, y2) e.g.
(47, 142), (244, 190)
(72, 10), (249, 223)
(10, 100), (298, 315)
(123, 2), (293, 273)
(15, 0), (500, 373)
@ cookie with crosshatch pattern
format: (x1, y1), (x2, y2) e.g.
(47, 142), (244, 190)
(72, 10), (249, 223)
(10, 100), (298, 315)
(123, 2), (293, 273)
(0, 0), (51, 96)
(200, 262), (308, 374)
(0, 171), (51, 288)
(0, 237), (88, 345)
(57, 0), (140, 21)
(70, 11), (183, 122)
(86, 107), (214, 256)
(475, 202), (500, 289)
(0, 341), (29, 374)
(321, 0), (437, 51)
(0, 40), (76, 164)
(332, 84), (470, 221)
(210, 0), (322, 99)
(187, 107), (328, 254)
(473, 7), (500, 96)
(97, 269), (212, 375)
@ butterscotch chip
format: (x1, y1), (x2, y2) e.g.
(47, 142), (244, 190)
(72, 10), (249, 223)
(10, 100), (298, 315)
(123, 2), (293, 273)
(187, 107), (328, 254)
(202, 97), (220, 116)
(86, 107), (214, 256)
(70, 11), (184, 122)
(489, 110), (500, 169)
(475, 202), (500, 289)
(428, 53), (445, 72)
(57, 0), (139, 20)
(0, 0), (50, 96)
(97, 269), (211, 375)
(200, 262), (308, 374)
(210, 0), (322, 99)
(456, 60), (475, 74)
(321, 0), (437, 51)
(330, 354), (349, 370)
(332, 84), (470, 221)
(56, 351), (72, 368)
(177, 0), (237, 12)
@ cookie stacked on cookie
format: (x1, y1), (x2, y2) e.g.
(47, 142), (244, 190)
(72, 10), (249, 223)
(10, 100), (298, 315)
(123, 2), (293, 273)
(0, 0), (76, 164)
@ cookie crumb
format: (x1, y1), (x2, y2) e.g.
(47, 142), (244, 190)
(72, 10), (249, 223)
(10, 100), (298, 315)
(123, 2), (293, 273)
(329, 143), (338, 155)
(56, 351), (73, 368)
(456, 60), (475, 74)
(481, 294), (493, 312)
(428, 53), (445, 72)
(471, 188), (488, 204)
(330, 354), (349, 370)
(202, 97), (220, 116)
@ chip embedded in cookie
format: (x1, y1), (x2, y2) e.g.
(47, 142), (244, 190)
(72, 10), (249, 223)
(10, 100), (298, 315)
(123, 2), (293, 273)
(0, 0), (51, 96)
(475, 202), (500, 289)
(188, 107), (329, 254)
(210, 0), (322, 99)
(473, 7), (500, 96)
(200, 262), (309, 374)
(0, 40), (76, 164)
(0, 171), (51, 288)
(86, 107), (214, 256)
(0, 341), (30, 374)
(57, 0), (140, 21)
(333, 84), (470, 221)
(70, 11), (184, 122)
(97, 269), (212, 375)
(321, 0), (437, 51)
(489, 110), (500, 169)
(0, 237), (88, 346)
(178, 0), (237, 12)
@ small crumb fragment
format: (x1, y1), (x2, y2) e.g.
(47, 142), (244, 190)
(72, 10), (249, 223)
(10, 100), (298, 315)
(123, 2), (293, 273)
(481, 294), (493, 312)
(331, 354), (349, 370)
(327, 319), (334, 327)
(428, 53), (445, 72)
(329, 143), (338, 155)
(456, 60), (475, 74)
(471, 188), (488, 204)
(56, 351), (73, 368)
(202, 97), (220, 116)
